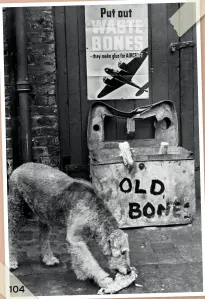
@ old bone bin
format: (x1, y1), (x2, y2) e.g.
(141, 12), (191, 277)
(87, 101), (195, 228)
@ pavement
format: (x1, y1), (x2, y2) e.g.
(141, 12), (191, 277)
(12, 207), (203, 296)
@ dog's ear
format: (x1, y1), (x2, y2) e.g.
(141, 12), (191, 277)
(111, 248), (121, 258)
(120, 232), (129, 255)
(107, 231), (122, 257)
(124, 232), (128, 238)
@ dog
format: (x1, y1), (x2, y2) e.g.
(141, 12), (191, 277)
(8, 162), (131, 288)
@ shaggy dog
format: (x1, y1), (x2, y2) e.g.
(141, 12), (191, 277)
(8, 162), (131, 288)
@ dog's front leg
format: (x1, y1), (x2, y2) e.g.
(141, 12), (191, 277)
(39, 221), (60, 266)
(67, 233), (113, 288)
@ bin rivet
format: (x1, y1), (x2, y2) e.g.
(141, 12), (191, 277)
(139, 163), (145, 170)
(93, 124), (100, 131)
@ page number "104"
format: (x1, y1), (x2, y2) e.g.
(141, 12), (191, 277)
(10, 286), (25, 293)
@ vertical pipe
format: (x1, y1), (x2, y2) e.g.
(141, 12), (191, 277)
(15, 7), (32, 162)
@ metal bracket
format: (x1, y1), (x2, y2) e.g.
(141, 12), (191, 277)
(170, 41), (195, 53)
(16, 80), (31, 92)
(127, 118), (135, 136)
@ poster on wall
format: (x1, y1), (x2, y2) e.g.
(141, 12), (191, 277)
(85, 4), (149, 100)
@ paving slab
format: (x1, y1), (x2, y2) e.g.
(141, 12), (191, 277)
(177, 244), (203, 263)
(158, 262), (203, 293)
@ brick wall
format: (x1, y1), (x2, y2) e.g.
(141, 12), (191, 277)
(4, 7), (60, 176)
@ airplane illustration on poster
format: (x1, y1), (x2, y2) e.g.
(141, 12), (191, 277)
(97, 48), (149, 98)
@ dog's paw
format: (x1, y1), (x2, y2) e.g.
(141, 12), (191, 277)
(42, 255), (60, 266)
(97, 283), (115, 295)
(97, 288), (106, 295)
(10, 260), (18, 270)
(99, 276), (113, 289)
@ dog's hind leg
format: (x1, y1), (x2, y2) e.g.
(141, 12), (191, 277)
(39, 222), (60, 266)
(8, 187), (24, 270)
(66, 231), (113, 288)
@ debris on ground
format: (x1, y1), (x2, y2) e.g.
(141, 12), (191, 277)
(97, 267), (139, 294)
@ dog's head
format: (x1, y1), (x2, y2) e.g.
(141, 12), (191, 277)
(106, 229), (131, 275)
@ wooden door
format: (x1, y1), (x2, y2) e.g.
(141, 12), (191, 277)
(54, 3), (199, 196)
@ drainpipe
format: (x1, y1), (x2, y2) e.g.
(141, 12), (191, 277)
(15, 7), (32, 162)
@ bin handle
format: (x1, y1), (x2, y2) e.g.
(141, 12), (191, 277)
(87, 100), (178, 150)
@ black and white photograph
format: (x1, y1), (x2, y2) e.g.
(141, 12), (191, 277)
(1, 0), (204, 297)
